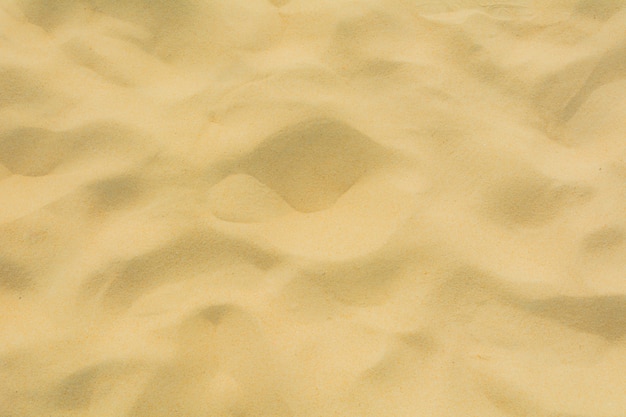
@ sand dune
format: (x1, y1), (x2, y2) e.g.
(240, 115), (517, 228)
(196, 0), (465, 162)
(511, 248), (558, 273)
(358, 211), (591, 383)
(1, 0), (626, 416)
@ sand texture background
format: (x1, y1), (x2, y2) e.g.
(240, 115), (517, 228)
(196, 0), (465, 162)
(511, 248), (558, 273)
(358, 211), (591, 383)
(1, 0), (626, 416)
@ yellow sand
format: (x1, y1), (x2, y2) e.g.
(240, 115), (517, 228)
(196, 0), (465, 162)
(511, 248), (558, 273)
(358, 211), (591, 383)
(1, 0), (626, 416)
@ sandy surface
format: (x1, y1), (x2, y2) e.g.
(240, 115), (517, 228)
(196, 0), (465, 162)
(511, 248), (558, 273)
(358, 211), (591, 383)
(1, 0), (626, 416)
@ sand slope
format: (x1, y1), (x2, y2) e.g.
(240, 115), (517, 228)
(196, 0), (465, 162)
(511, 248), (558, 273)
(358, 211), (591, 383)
(1, 0), (626, 416)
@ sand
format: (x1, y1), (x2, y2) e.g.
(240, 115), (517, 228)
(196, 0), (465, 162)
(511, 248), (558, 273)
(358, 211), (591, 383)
(1, 0), (626, 416)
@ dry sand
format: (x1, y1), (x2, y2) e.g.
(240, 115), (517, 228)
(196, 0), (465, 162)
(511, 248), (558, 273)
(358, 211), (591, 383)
(1, 0), (626, 416)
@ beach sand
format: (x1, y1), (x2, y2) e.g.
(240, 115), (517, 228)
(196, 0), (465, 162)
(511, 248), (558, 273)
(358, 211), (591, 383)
(1, 0), (626, 416)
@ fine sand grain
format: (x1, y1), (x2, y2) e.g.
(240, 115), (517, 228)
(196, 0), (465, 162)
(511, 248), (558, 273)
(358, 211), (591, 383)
(1, 1), (626, 416)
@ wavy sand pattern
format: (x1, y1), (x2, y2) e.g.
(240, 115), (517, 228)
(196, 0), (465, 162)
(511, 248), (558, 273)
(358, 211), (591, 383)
(1, 0), (626, 416)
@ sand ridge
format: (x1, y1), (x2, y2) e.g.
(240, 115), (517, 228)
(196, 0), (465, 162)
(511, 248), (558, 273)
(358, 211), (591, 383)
(1, 0), (626, 416)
